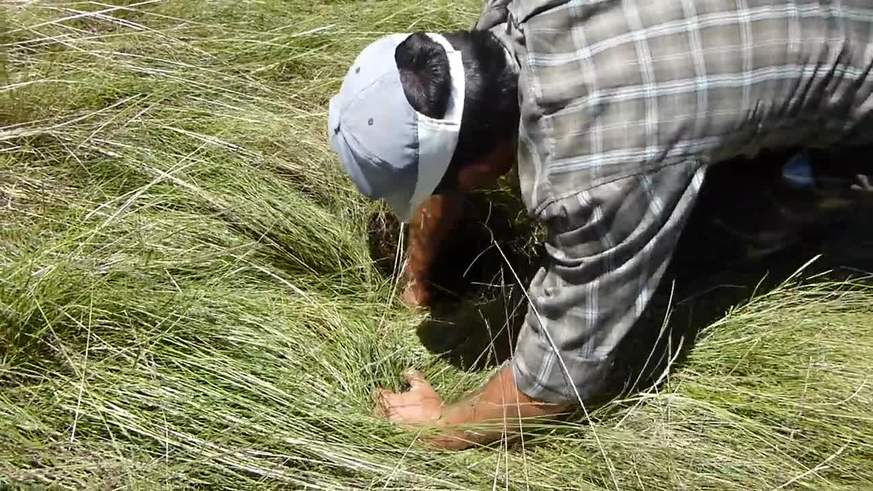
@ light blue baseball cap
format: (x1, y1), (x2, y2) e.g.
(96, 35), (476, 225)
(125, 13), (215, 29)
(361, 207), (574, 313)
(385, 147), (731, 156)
(328, 33), (465, 222)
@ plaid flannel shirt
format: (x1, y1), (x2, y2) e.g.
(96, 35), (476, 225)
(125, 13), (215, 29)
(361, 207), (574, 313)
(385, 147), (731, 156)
(477, 0), (873, 403)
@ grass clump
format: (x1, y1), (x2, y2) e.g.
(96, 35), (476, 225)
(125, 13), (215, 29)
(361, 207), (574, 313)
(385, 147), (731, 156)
(2, 1), (872, 489)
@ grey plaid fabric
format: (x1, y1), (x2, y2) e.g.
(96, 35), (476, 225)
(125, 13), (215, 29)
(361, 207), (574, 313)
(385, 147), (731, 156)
(477, 0), (873, 403)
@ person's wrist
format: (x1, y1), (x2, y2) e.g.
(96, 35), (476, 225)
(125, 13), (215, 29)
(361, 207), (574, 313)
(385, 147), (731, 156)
(432, 408), (477, 449)
(436, 399), (473, 426)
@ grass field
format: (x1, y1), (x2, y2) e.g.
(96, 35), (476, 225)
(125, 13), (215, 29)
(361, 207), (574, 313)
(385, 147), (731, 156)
(2, 1), (872, 489)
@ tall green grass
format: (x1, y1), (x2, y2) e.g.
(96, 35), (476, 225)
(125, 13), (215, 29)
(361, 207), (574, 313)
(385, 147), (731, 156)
(2, 1), (871, 489)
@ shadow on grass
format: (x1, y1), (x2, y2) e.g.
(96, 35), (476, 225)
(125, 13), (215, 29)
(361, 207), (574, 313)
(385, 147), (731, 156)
(369, 147), (873, 397)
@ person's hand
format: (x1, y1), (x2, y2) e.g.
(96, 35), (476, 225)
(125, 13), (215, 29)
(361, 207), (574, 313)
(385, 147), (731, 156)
(373, 366), (567, 450)
(374, 370), (442, 425)
(373, 370), (473, 449)
(400, 279), (430, 309)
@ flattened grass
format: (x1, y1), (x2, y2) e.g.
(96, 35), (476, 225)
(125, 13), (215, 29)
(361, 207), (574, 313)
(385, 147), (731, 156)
(2, 1), (871, 489)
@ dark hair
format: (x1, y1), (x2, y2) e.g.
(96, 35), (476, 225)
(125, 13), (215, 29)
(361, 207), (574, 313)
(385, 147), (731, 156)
(395, 31), (519, 190)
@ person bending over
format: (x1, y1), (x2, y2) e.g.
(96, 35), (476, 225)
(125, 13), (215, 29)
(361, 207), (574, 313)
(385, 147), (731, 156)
(327, 0), (873, 449)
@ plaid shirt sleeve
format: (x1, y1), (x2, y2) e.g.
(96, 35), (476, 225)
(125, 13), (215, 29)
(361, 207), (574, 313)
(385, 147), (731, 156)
(497, 0), (873, 403)
(512, 163), (706, 403)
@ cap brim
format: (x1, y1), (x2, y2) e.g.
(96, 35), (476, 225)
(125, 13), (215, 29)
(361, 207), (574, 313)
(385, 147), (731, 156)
(332, 130), (421, 221)
(331, 134), (376, 199)
(333, 129), (418, 222)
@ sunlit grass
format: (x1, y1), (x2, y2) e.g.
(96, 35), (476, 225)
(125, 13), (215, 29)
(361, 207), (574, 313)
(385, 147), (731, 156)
(2, 1), (871, 488)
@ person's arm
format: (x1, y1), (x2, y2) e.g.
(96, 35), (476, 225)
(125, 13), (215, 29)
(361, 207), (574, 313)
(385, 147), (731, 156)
(375, 365), (569, 449)
(377, 163), (708, 447)
(511, 164), (707, 404)
(402, 194), (465, 308)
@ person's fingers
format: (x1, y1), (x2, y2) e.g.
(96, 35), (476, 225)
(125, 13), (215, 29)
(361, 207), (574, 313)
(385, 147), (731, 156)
(371, 388), (392, 418)
(371, 389), (383, 418)
(404, 369), (431, 391)
(401, 282), (428, 309)
(380, 392), (409, 423)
